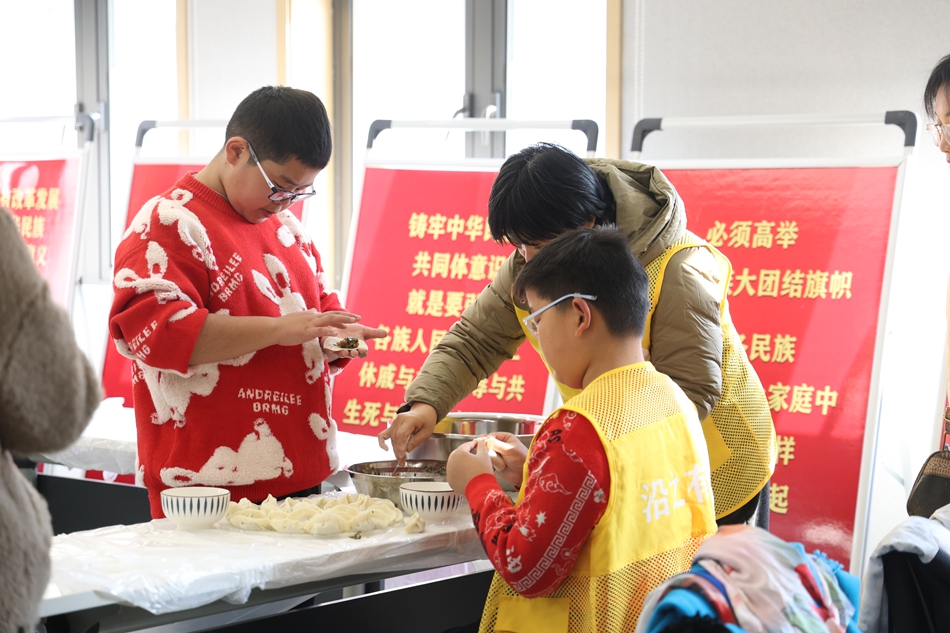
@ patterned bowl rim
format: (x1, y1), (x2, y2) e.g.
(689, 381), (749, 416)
(400, 482), (458, 494)
(161, 487), (231, 499)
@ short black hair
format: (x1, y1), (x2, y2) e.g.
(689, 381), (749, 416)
(225, 86), (332, 169)
(512, 226), (648, 337)
(924, 53), (950, 120)
(488, 143), (616, 246)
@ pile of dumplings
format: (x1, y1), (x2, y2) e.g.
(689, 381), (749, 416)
(227, 492), (426, 535)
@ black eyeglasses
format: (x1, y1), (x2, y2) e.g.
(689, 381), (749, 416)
(246, 142), (317, 203)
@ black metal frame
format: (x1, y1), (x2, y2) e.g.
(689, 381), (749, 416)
(631, 111), (918, 153)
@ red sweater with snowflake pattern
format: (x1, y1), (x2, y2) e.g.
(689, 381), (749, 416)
(464, 410), (611, 597)
(109, 173), (348, 517)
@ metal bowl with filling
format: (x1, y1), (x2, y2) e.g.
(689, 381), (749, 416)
(344, 459), (447, 509)
(407, 412), (546, 491)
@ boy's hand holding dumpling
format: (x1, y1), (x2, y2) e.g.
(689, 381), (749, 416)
(447, 438), (493, 493)
(485, 432), (527, 488)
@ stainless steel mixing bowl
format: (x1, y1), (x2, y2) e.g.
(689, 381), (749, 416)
(407, 412), (545, 461)
(344, 459), (447, 509)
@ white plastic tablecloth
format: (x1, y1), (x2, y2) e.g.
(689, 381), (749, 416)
(45, 512), (482, 615)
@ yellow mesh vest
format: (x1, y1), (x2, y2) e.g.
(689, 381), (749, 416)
(478, 363), (718, 633)
(643, 231), (776, 518)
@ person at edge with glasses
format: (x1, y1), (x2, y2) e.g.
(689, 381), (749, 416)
(109, 86), (386, 518)
(379, 142), (777, 527)
(925, 54), (950, 450)
(926, 54), (950, 163)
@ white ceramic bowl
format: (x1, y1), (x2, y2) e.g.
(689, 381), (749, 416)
(161, 487), (230, 530)
(400, 482), (464, 522)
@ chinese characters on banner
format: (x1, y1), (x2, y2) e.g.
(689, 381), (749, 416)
(663, 166), (899, 566)
(101, 161), (306, 404)
(0, 157), (81, 308)
(332, 167), (550, 436)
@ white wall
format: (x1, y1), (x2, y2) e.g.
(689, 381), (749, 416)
(621, 0), (950, 574)
(188, 0), (279, 154)
(622, 0), (950, 160)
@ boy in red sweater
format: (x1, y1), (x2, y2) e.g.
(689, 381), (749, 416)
(109, 86), (386, 517)
(447, 227), (717, 632)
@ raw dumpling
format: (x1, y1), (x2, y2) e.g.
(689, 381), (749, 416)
(306, 513), (349, 535)
(270, 518), (308, 534)
(404, 513), (426, 533)
(230, 514), (271, 531)
(287, 505), (321, 522)
(228, 493), (402, 536)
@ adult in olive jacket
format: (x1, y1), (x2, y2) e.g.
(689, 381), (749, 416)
(378, 143), (775, 524)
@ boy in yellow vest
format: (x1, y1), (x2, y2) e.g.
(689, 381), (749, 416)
(447, 226), (718, 633)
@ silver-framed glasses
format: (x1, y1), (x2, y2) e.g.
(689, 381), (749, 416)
(522, 293), (597, 337)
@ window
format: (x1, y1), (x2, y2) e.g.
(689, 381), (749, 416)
(0, 0), (77, 149)
(352, 0), (466, 210)
(505, 0), (607, 157)
(109, 0), (179, 244)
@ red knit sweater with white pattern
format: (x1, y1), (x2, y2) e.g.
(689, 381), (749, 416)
(109, 174), (348, 517)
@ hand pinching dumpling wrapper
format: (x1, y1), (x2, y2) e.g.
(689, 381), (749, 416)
(485, 436), (513, 471)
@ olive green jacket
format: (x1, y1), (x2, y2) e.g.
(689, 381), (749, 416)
(404, 159), (724, 420)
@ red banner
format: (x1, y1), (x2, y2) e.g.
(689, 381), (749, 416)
(664, 166), (899, 566)
(102, 161), (306, 404)
(332, 166), (551, 436)
(0, 157), (82, 308)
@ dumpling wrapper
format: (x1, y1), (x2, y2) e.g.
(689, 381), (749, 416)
(306, 513), (349, 535)
(270, 518), (308, 534)
(229, 508), (266, 519)
(260, 494), (281, 511)
(325, 504), (360, 521)
(228, 492), (402, 535)
(263, 509), (290, 521)
(404, 513), (426, 533)
(350, 511), (378, 533)
(230, 515), (271, 531)
(287, 505), (321, 522)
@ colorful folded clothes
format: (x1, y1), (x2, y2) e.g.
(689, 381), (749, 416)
(637, 525), (860, 633)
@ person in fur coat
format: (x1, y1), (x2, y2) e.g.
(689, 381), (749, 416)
(0, 207), (100, 632)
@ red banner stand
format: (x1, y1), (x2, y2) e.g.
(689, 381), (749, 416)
(659, 162), (904, 568)
(0, 155), (84, 310)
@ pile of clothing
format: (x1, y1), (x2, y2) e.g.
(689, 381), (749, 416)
(636, 525), (860, 633)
